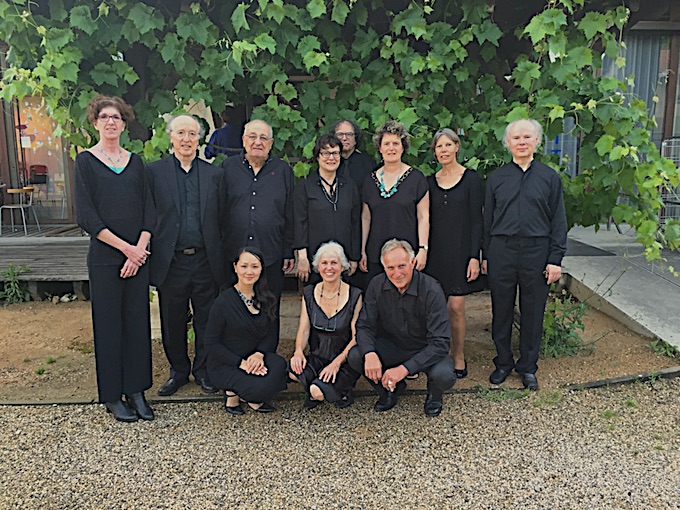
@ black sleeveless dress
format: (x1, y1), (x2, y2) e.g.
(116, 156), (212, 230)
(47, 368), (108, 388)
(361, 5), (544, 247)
(297, 284), (362, 401)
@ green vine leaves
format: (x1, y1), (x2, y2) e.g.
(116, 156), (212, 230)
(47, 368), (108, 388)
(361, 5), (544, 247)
(0, 0), (678, 257)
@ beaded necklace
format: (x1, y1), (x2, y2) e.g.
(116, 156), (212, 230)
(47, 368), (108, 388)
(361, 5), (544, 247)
(236, 288), (255, 307)
(376, 167), (413, 198)
(99, 146), (124, 167)
(320, 282), (341, 315)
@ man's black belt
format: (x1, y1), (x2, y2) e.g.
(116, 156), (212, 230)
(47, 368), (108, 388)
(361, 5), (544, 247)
(176, 247), (203, 255)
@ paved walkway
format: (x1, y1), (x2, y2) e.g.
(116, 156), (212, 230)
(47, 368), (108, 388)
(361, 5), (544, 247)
(564, 225), (680, 350)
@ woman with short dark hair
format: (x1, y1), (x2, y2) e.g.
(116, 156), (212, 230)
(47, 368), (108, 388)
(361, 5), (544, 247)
(293, 133), (361, 284)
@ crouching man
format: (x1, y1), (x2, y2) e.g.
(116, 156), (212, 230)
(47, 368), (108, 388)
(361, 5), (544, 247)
(347, 239), (455, 416)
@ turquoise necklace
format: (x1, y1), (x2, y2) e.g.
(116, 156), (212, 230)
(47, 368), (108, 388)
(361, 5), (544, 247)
(378, 168), (412, 198)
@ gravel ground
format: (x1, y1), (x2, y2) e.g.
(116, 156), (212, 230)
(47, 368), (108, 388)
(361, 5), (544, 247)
(1, 379), (679, 510)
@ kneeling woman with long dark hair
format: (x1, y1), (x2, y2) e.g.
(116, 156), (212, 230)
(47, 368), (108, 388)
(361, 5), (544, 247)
(205, 247), (288, 414)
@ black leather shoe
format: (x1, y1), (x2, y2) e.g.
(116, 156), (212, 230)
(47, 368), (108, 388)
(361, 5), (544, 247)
(224, 392), (245, 415)
(454, 360), (468, 379)
(195, 377), (217, 394)
(253, 402), (276, 413)
(126, 392), (154, 421)
(105, 399), (138, 423)
(157, 377), (189, 396)
(335, 390), (355, 409)
(424, 390), (444, 417)
(520, 373), (539, 391)
(489, 367), (512, 385)
(303, 396), (323, 411)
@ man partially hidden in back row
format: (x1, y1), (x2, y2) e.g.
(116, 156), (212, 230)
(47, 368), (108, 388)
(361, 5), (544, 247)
(348, 238), (456, 417)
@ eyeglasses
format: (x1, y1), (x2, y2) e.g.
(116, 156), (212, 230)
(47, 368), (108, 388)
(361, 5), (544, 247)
(245, 134), (272, 143)
(335, 132), (355, 138)
(98, 113), (123, 122)
(311, 311), (337, 332)
(173, 130), (200, 140)
(319, 150), (341, 159)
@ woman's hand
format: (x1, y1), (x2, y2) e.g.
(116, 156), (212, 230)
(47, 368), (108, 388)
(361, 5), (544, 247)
(414, 249), (427, 271)
(120, 258), (140, 279)
(290, 350), (307, 375)
(359, 253), (368, 273)
(467, 258), (480, 282)
(123, 243), (150, 267)
(348, 261), (358, 276)
(296, 257), (310, 282)
(319, 360), (341, 384)
(242, 352), (267, 376)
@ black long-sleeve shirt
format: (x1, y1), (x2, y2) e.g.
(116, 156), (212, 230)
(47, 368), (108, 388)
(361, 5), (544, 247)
(356, 270), (451, 375)
(219, 153), (294, 266)
(339, 150), (376, 200)
(293, 170), (361, 261)
(483, 160), (567, 266)
(173, 156), (203, 250)
(75, 151), (155, 266)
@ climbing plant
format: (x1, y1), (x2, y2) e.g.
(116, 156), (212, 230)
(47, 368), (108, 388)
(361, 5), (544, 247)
(0, 0), (678, 258)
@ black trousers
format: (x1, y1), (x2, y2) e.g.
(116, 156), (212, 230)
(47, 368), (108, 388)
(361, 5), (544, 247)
(347, 337), (456, 394)
(158, 250), (218, 381)
(209, 352), (288, 404)
(487, 236), (551, 374)
(88, 263), (152, 403)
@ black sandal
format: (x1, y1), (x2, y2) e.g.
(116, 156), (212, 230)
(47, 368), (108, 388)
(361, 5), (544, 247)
(224, 391), (245, 416)
(454, 360), (468, 379)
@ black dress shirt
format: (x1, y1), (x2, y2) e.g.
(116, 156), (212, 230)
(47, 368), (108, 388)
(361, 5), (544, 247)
(340, 150), (377, 200)
(293, 170), (361, 261)
(483, 160), (567, 266)
(173, 156), (203, 250)
(219, 153), (294, 266)
(356, 270), (451, 375)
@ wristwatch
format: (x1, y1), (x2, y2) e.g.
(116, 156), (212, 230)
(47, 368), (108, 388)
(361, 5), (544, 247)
(419, 245), (428, 251)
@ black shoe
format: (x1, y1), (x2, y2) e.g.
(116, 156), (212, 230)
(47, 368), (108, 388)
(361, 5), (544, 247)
(520, 373), (539, 391)
(224, 392), (245, 416)
(454, 360), (468, 379)
(158, 377), (189, 396)
(125, 392), (154, 421)
(105, 399), (138, 423)
(252, 402), (276, 413)
(489, 367), (512, 385)
(335, 390), (355, 409)
(424, 389), (444, 417)
(195, 377), (217, 394)
(303, 396), (323, 411)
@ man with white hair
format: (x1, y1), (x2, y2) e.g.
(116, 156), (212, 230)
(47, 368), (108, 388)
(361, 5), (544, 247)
(148, 114), (227, 396)
(482, 119), (567, 391)
(347, 239), (455, 416)
(219, 119), (295, 345)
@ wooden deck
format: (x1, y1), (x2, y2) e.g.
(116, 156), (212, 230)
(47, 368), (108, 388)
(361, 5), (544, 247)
(0, 236), (90, 300)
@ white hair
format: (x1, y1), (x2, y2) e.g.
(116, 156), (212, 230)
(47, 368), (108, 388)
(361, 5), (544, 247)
(380, 239), (415, 266)
(243, 119), (273, 138)
(312, 241), (350, 272)
(166, 114), (205, 138)
(502, 119), (543, 149)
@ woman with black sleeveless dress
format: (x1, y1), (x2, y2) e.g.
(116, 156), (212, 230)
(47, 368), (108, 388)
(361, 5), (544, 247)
(425, 129), (484, 379)
(289, 242), (362, 410)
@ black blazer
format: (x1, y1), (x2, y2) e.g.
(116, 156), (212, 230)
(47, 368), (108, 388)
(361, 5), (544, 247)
(147, 155), (227, 288)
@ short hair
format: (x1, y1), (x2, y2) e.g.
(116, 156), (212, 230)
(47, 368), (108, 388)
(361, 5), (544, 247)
(244, 119), (273, 138)
(380, 238), (415, 266)
(430, 128), (460, 153)
(166, 114), (205, 138)
(86, 95), (135, 124)
(373, 120), (410, 152)
(331, 119), (363, 147)
(312, 241), (350, 272)
(502, 119), (543, 149)
(313, 134), (342, 159)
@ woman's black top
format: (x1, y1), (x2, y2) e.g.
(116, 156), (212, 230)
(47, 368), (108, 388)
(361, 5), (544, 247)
(293, 170), (361, 261)
(75, 151), (155, 266)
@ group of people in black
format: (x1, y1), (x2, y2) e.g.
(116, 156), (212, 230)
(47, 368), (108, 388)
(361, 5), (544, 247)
(75, 94), (567, 423)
